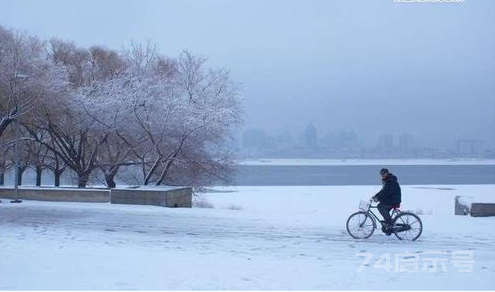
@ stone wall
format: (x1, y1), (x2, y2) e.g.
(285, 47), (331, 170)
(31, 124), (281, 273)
(0, 187), (109, 203)
(471, 203), (495, 217)
(0, 186), (192, 208)
(110, 187), (192, 208)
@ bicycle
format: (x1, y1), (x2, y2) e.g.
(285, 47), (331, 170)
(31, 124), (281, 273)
(346, 199), (423, 241)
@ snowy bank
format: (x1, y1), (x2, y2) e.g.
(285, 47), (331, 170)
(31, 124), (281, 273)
(0, 185), (494, 290)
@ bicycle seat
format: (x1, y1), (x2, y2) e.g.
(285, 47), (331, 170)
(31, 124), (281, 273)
(391, 204), (401, 209)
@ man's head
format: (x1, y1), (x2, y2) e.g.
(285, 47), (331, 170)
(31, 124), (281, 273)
(380, 168), (389, 180)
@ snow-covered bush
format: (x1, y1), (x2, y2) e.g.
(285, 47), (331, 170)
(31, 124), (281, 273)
(193, 195), (215, 208)
(227, 204), (243, 210)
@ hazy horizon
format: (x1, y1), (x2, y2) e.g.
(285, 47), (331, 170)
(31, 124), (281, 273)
(1, 0), (494, 149)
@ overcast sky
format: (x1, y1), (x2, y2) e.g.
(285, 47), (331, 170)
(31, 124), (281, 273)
(1, 0), (494, 148)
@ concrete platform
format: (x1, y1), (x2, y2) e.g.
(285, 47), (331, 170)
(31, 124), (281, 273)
(110, 186), (192, 208)
(0, 186), (192, 208)
(471, 203), (495, 217)
(0, 186), (109, 203)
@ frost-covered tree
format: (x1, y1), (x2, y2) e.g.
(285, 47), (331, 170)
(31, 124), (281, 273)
(0, 26), (66, 139)
(25, 125), (68, 187)
(0, 137), (12, 186)
(87, 46), (242, 187)
(23, 128), (50, 186)
(0, 26), (67, 187)
(146, 51), (242, 186)
(29, 40), (124, 187)
(1, 26), (243, 188)
(160, 51), (242, 186)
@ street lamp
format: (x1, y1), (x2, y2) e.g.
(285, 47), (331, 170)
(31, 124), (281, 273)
(10, 73), (29, 204)
(11, 105), (22, 203)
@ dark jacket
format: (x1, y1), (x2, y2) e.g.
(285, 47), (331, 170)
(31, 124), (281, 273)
(374, 173), (401, 205)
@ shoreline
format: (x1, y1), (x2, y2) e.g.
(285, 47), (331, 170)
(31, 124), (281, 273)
(238, 158), (495, 166)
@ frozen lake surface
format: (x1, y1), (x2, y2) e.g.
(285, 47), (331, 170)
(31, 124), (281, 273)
(3, 160), (495, 187)
(230, 164), (495, 186)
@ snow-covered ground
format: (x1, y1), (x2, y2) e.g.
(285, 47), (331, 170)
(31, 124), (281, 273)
(1, 185), (494, 290)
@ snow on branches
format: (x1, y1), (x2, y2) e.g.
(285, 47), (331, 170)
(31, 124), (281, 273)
(0, 26), (242, 188)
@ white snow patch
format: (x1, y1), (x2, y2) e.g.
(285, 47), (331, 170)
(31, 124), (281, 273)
(0, 185), (494, 290)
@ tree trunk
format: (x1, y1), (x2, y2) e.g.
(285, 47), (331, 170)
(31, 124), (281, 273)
(105, 175), (116, 189)
(156, 157), (177, 186)
(35, 166), (42, 186)
(143, 157), (163, 186)
(17, 167), (24, 186)
(103, 166), (119, 189)
(0, 170), (4, 186)
(54, 170), (62, 187)
(77, 173), (89, 188)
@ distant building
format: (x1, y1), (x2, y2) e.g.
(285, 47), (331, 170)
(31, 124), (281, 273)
(320, 130), (336, 149)
(337, 131), (358, 150)
(399, 133), (414, 154)
(456, 139), (485, 157)
(304, 124), (317, 149)
(378, 134), (394, 153)
(275, 132), (294, 149)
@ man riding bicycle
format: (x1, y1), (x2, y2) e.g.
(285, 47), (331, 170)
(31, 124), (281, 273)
(347, 168), (421, 240)
(372, 168), (402, 235)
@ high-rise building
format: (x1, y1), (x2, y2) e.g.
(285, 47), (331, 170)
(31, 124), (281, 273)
(304, 124), (317, 149)
(378, 134), (394, 153)
(320, 130), (336, 149)
(337, 131), (358, 150)
(456, 139), (485, 157)
(399, 133), (414, 154)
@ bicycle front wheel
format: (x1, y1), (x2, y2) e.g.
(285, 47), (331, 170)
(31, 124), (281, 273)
(346, 211), (376, 239)
(392, 212), (423, 241)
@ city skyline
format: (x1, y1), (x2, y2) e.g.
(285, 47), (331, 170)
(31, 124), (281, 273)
(236, 124), (492, 159)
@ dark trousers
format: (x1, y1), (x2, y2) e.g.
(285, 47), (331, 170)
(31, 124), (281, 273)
(377, 203), (393, 224)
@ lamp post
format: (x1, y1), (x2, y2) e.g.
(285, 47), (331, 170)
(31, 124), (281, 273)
(10, 73), (28, 204)
(11, 106), (22, 203)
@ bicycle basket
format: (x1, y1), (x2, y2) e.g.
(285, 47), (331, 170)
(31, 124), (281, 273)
(359, 200), (370, 211)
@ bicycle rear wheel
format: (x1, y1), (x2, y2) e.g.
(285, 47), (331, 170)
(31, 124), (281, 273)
(392, 212), (423, 241)
(346, 211), (376, 239)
